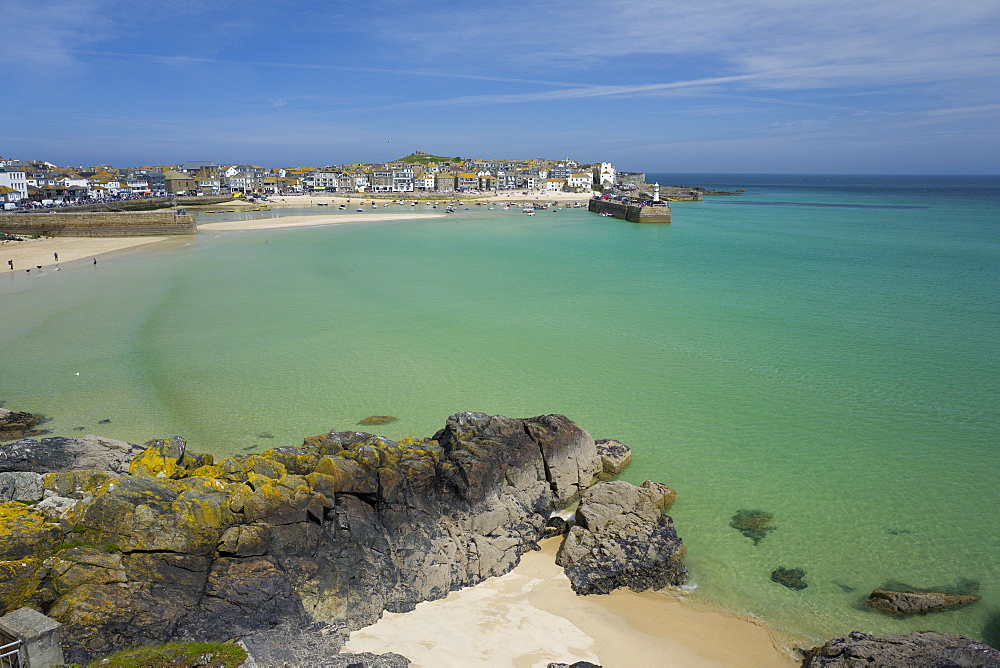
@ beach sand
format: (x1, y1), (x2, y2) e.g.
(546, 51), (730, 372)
(344, 539), (797, 667)
(1, 235), (171, 272)
(198, 212), (445, 232)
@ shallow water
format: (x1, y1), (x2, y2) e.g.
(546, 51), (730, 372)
(1, 175), (997, 646)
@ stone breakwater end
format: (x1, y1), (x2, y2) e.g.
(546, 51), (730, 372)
(0, 412), (687, 664)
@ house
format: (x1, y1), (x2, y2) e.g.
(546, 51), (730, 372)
(0, 169), (28, 202)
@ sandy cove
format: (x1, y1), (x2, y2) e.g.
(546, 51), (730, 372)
(344, 538), (797, 668)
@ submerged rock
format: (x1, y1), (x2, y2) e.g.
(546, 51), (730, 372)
(556, 479), (686, 595)
(802, 631), (1000, 666)
(770, 567), (807, 590)
(866, 588), (981, 615)
(730, 509), (775, 545)
(358, 415), (397, 425)
(0, 409), (44, 441)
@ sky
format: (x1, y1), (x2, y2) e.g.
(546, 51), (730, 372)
(1, 0), (998, 173)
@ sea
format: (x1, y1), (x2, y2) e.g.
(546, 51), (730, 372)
(1, 174), (998, 648)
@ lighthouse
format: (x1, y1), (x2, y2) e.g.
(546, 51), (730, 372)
(653, 182), (660, 203)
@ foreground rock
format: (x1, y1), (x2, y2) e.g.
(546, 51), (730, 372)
(802, 631), (1000, 666)
(0, 412), (668, 663)
(866, 588), (981, 615)
(556, 479), (685, 594)
(0, 434), (142, 475)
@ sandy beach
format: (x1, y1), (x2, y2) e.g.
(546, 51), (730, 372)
(1, 236), (171, 273)
(198, 211), (445, 232)
(344, 539), (797, 667)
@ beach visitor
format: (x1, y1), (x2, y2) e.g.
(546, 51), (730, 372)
(54, 252), (58, 261)
(6, 260), (11, 270)
(93, 258), (97, 266)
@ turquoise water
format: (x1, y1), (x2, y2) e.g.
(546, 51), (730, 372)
(1, 175), (998, 646)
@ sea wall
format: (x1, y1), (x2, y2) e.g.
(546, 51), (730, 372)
(588, 198), (672, 223)
(0, 211), (196, 237)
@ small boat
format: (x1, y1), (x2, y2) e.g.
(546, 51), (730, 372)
(205, 210), (216, 214)
(317, 202), (329, 206)
(527, 211), (535, 216)
(356, 208), (364, 212)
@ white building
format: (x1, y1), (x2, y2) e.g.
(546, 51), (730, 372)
(0, 170), (29, 201)
(593, 162), (616, 187)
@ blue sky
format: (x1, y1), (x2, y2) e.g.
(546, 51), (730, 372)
(2, 0), (998, 173)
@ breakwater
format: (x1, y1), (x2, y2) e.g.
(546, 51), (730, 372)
(0, 211), (196, 237)
(588, 198), (672, 223)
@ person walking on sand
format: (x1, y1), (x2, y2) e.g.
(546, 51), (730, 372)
(7, 259), (12, 271)
(54, 252), (58, 262)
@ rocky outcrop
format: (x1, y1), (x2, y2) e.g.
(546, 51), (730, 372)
(0, 409), (44, 441)
(555, 479), (685, 595)
(771, 567), (808, 591)
(730, 509), (774, 545)
(0, 435), (142, 475)
(802, 631), (1000, 666)
(0, 412), (653, 664)
(866, 588), (981, 615)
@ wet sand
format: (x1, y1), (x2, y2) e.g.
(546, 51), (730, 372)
(198, 212), (445, 232)
(344, 539), (797, 667)
(1, 236), (170, 272)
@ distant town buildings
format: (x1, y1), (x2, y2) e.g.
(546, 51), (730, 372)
(0, 151), (630, 209)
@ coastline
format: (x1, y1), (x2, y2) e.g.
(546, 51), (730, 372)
(344, 538), (798, 667)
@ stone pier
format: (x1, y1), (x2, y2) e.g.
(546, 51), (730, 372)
(588, 198), (672, 223)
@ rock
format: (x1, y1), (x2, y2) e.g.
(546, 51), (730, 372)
(239, 622), (409, 668)
(0, 409), (43, 441)
(0, 412), (617, 663)
(548, 662), (602, 668)
(358, 416), (397, 425)
(540, 515), (569, 538)
(770, 567), (807, 590)
(802, 631), (1000, 666)
(866, 588), (981, 615)
(555, 479), (686, 595)
(594, 439), (630, 477)
(0, 435), (143, 475)
(640, 480), (676, 511)
(730, 509), (774, 545)
(0, 471), (44, 502)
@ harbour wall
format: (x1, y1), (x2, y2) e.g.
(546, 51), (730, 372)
(0, 211), (196, 237)
(588, 198), (672, 223)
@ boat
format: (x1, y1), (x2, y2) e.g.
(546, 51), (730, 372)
(356, 208), (364, 212)
(527, 211), (535, 216)
(317, 202), (329, 206)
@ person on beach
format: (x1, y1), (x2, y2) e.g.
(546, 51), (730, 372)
(6, 260), (11, 270)
(93, 258), (97, 266)
(54, 252), (58, 262)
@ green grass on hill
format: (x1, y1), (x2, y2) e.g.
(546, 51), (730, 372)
(397, 153), (462, 165)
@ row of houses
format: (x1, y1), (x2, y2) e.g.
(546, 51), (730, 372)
(0, 154), (619, 205)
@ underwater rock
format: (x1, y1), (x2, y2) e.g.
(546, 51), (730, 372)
(730, 509), (775, 545)
(358, 415), (398, 425)
(0, 409), (44, 441)
(770, 567), (807, 590)
(802, 631), (1000, 666)
(867, 588), (981, 615)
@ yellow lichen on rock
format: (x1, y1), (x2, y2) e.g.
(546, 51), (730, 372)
(0, 502), (64, 559)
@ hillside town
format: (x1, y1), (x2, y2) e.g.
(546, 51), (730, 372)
(0, 151), (653, 210)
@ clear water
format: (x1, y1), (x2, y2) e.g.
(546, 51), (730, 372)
(1, 176), (997, 646)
